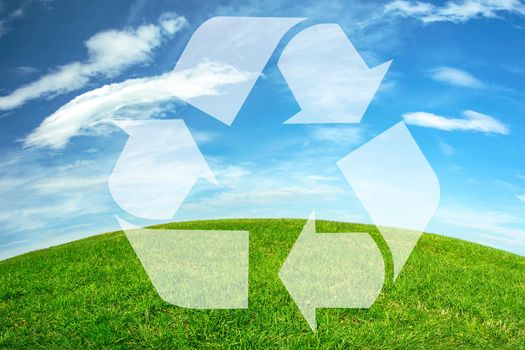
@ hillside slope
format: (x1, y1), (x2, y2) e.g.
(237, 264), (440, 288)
(0, 219), (524, 349)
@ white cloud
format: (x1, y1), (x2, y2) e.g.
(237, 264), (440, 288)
(517, 194), (525, 203)
(403, 110), (509, 134)
(158, 12), (187, 34)
(13, 66), (39, 76)
(31, 174), (107, 194)
(311, 126), (365, 146)
(431, 203), (525, 256)
(0, 0), (35, 37)
(0, 131), (240, 260)
(0, 153), (113, 237)
(212, 165), (251, 189)
(194, 131), (220, 145)
(183, 167), (346, 215)
(0, 239), (31, 249)
(428, 66), (485, 88)
(178, 154), (363, 220)
(23, 62), (253, 149)
(83, 25), (161, 74)
(435, 205), (525, 243)
(0, 12), (187, 111)
(438, 140), (455, 155)
(211, 183), (341, 206)
(385, 0), (525, 23)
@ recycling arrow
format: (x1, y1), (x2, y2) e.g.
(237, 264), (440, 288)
(117, 217), (249, 309)
(108, 119), (216, 221)
(105, 17), (441, 320)
(172, 16), (305, 125)
(279, 211), (384, 331)
(278, 23), (391, 124)
(337, 122), (441, 279)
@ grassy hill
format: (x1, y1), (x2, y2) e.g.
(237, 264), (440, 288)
(0, 219), (524, 349)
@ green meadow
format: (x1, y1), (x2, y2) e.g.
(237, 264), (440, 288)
(1, 219), (524, 349)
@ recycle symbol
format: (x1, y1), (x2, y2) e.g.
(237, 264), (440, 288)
(108, 17), (441, 332)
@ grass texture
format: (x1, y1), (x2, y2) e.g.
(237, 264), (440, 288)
(0, 219), (524, 349)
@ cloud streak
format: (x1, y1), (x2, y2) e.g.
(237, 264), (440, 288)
(0, 0), (43, 38)
(438, 140), (455, 155)
(435, 204), (525, 247)
(385, 0), (525, 23)
(310, 126), (365, 146)
(428, 66), (485, 88)
(23, 62), (253, 149)
(0, 12), (187, 111)
(403, 110), (509, 134)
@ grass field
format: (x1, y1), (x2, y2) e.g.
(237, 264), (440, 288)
(0, 219), (524, 349)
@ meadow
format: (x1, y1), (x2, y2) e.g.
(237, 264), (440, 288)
(1, 219), (524, 349)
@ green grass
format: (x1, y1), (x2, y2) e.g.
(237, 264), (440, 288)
(0, 219), (524, 349)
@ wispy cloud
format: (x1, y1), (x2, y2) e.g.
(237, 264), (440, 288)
(0, 12), (187, 111)
(518, 174), (525, 181)
(385, 0), (525, 24)
(214, 0), (403, 60)
(209, 183), (341, 207)
(31, 174), (107, 194)
(0, 149), (121, 260)
(12, 66), (39, 76)
(0, 153), (112, 235)
(0, 146), (255, 260)
(180, 165), (354, 221)
(428, 66), (485, 88)
(438, 140), (455, 155)
(403, 110), (509, 134)
(310, 126), (365, 146)
(23, 62), (253, 149)
(437, 206), (525, 239)
(434, 204), (525, 255)
(517, 194), (525, 203)
(0, 0), (39, 37)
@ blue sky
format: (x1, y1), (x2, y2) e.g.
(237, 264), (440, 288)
(0, 0), (524, 259)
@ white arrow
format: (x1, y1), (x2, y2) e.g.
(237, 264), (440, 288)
(337, 122), (441, 279)
(108, 119), (217, 221)
(173, 16), (305, 125)
(117, 217), (249, 309)
(278, 23), (391, 124)
(279, 211), (384, 332)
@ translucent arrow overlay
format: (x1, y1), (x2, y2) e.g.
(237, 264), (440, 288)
(173, 16), (305, 125)
(278, 23), (392, 124)
(337, 122), (441, 279)
(108, 119), (217, 221)
(279, 211), (385, 332)
(117, 217), (249, 309)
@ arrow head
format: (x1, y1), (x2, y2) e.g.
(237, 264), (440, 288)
(279, 24), (392, 124)
(108, 119), (217, 221)
(337, 122), (441, 279)
(279, 211), (384, 332)
(172, 17), (305, 125)
(278, 211), (318, 330)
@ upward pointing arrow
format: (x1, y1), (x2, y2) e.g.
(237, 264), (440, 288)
(279, 211), (385, 332)
(278, 24), (391, 124)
